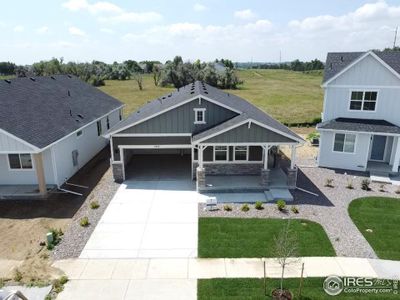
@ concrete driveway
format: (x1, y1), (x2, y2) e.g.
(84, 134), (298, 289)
(80, 179), (205, 258)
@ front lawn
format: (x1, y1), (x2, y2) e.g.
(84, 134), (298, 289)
(349, 197), (400, 260)
(198, 218), (335, 258)
(198, 278), (399, 299)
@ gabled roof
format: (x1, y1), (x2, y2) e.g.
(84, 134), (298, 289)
(110, 81), (302, 142)
(0, 75), (123, 149)
(317, 118), (400, 135)
(323, 51), (400, 84)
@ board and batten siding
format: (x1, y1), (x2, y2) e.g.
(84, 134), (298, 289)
(200, 123), (296, 144)
(318, 131), (371, 171)
(323, 54), (400, 125)
(120, 98), (238, 134)
(0, 130), (36, 152)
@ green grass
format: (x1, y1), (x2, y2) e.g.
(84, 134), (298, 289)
(198, 278), (400, 299)
(349, 197), (400, 260)
(99, 69), (323, 124)
(198, 218), (335, 258)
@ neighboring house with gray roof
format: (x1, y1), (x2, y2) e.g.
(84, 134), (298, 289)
(0, 75), (124, 197)
(108, 81), (303, 190)
(317, 50), (400, 175)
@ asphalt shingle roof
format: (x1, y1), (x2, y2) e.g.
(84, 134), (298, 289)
(0, 75), (123, 149)
(111, 81), (302, 142)
(317, 118), (400, 134)
(323, 51), (400, 83)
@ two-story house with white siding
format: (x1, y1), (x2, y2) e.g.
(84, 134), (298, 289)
(0, 75), (124, 198)
(317, 51), (400, 177)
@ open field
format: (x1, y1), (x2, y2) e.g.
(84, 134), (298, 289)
(349, 197), (400, 260)
(198, 278), (400, 299)
(198, 218), (335, 258)
(99, 69), (323, 124)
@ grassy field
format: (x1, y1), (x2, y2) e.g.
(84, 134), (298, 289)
(198, 278), (400, 299)
(99, 69), (323, 124)
(198, 218), (335, 258)
(349, 197), (400, 260)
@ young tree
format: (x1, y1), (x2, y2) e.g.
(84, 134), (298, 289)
(132, 72), (143, 90)
(152, 64), (162, 86)
(273, 220), (299, 297)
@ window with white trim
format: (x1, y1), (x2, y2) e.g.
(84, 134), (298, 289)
(349, 91), (377, 111)
(194, 108), (206, 124)
(119, 109), (123, 121)
(97, 120), (102, 136)
(333, 133), (356, 153)
(8, 154), (33, 169)
(234, 146), (248, 161)
(214, 146), (228, 161)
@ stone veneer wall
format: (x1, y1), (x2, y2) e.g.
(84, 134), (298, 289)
(192, 162), (263, 178)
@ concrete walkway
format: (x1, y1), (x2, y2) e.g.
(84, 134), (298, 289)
(51, 256), (400, 300)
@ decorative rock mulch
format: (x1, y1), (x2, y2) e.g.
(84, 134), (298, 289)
(200, 164), (400, 259)
(52, 169), (120, 259)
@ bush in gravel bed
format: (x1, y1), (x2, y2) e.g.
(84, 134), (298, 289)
(80, 216), (90, 227)
(291, 206), (299, 214)
(379, 184), (386, 192)
(90, 200), (100, 209)
(324, 178), (334, 188)
(346, 179), (354, 189)
(223, 205), (232, 211)
(276, 200), (286, 211)
(361, 179), (371, 191)
(241, 204), (250, 212)
(254, 201), (264, 210)
(396, 188), (400, 195)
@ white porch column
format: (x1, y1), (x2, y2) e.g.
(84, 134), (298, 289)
(199, 145), (204, 169)
(392, 137), (400, 172)
(263, 145), (270, 170)
(290, 145), (297, 169)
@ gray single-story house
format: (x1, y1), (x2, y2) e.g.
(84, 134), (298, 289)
(0, 75), (123, 198)
(108, 81), (304, 190)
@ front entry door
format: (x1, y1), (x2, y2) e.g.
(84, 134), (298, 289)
(370, 135), (387, 161)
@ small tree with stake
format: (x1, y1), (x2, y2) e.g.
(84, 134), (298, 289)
(272, 220), (299, 299)
(132, 72), (143, 91)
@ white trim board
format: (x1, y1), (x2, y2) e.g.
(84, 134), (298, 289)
(317, 128), (400, 137)
(119, 144), (192, 150)
(107, 96), (242, 136)
(112, 133), (192, 137)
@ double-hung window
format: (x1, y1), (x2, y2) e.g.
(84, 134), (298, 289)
(214, 146), (228, 161)
(234, 146), (248, 161)
(333, 133), (356, 153)
(8, 154), (33, 169)
(194, 108), (206, 124)
(349, 91), (377, 111)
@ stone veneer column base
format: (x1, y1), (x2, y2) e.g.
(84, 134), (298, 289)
(287, 168), (298, 189)
(196, 167), (206, 191)
(112, 162), (124, 183)
(260, 169), (270, 188)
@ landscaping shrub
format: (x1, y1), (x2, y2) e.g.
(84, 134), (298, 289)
(46, 228), (63, 250)
(241, 204), (250, 212)
(346, 179), (354, 190)
(306, 131), (320, 141)
(324, 178), (334, 188)
(276, 200), (286, 211)
(255, 201), (264, 210)
(379, 184), (386, 192)
(14, 269), (23, 282)
(80, 216), (90, 227)
(396, 187), (400, 195)
(361, 179), (371, 191)
(90, 200), (100, 209)
(291, 206), (299, 214)
(223, 205), (232, 211)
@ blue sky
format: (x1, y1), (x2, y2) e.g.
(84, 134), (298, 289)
(1, 0), (400, 64)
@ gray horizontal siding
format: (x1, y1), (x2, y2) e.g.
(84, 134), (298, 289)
(201, 123), (296, 144)
(120, 98), (238, 134)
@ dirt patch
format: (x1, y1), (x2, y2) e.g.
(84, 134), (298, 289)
(0, 148), (115, 281)
(280, 133), (319, 163)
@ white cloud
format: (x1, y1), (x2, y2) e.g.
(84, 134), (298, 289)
(13, 25), (24, 32)
(62, 0), (162, 23)
(69, 26), (86, 36)
(36, 26), (49, 34)
(100, 28), (114, 34)
(234, 9), (256, 20)
(193, 3), (206, 12)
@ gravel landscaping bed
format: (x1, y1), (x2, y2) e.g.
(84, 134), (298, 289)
(53, 168), (120, 259)
(200, 165), (400, 259)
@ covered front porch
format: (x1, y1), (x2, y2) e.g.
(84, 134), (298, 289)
(367, 134), (400, 175)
